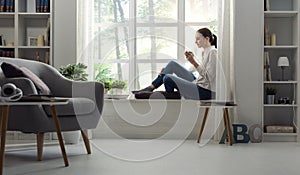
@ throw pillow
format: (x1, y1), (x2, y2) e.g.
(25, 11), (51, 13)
(135, 91), (181, 99)
(1, 62), (51, 95)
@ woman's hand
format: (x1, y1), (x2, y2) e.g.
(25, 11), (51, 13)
(185, 51), (196, 64)
(185, 51), (199, 68)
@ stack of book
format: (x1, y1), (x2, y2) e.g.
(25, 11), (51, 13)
(0, 49), (14, 57)
(36, 0), (50, 13)
(0, 0), (14, 12)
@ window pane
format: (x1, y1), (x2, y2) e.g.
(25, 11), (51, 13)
(136, 27), (177, 59)
(94, 63), (129, 93)
(95, 0), (129, 23)
(136, 63), (168, 90)
(185, 0), (218, 22)
(137, 0), (178, 23)
(97, 26), (129, 60)
(95, 63), (129, 81)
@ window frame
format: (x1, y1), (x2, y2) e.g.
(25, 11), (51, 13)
(95, 0), (217, 91)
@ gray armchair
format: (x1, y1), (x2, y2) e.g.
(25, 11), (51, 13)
(0, 57), (104, 160)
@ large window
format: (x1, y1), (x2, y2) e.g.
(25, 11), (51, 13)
(92, 0), (217, 93)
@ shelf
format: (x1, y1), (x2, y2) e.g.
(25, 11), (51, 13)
(263, 132), (297, 136)
(18, 13), (50, 19)
(264, 81), (297, 84)
(264, 45), (298, 49)
(264, 104), (297, 107)
(18, 46), (50, 49)
(0, 13), (15, 19)
(0, 46), (15, 49)
(264, 11), (298, 17)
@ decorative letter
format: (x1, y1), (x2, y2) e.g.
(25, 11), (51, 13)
(233, 124), (250, 143)
(249, 124), (263, 143)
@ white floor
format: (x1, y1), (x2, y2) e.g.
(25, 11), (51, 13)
(3, 139), (300, 175)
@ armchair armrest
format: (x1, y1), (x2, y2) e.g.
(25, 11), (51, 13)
(2, 77), (38, 95)
(71, 81), (105, 115)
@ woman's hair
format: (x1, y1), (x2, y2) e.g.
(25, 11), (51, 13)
(197, 28), (217, 48)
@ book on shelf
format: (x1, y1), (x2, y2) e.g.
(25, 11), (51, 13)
(43, 0), (49, 12)
(0, 34), (5, 46)
(0, 0), (5, 12)
(264, 51), (272, 81)
(44, 18), (50, 46)
(264, 0), (270, 11)
(36, 0), (50, 13)
(36, 0), (41, 12)
(0, 49), (14, 57)
(0, 0), (14, 12)
(264, 24), (270, 46)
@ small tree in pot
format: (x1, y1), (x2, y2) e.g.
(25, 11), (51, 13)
(94, 64), (113, 93)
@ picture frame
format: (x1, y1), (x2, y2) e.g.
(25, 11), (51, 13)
(28, 37), (38, 46)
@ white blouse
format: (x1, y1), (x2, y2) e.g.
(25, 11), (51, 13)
(193, 46), (217, 92)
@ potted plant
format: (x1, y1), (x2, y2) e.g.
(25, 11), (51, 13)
(59, 63), (88, 81)
(94, 64), (113, 93)
(58, 63), (89, 144)
(266, 87), (277, 104)
(111, 80), (126, 94)
(103, 81), (112, 94)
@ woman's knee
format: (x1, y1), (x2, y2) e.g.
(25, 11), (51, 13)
(166, 60), (179, 68)
(163, 74), (173, 83)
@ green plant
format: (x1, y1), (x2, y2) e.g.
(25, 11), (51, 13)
(111, 80), (126, 89)
(104, 81), (112, 90)
(94, 64), (114, 89)
(59, 63), (88, 81)
(266, 87), (277, 95)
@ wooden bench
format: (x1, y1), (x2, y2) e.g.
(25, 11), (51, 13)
(197, 101), (237, 145)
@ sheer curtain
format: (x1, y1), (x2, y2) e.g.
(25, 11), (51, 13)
(77, 0), (95, 80)
(211, 0), (236, 139)
(216, 0), (235, 102)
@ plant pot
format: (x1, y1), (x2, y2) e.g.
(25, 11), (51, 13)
(104, 88), (109, 94)
(112, 88), (123, 95)
(267, 95), (275, 104)
(62, 131), (81, 144)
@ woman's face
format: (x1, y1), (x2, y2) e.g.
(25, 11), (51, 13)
(195, 32), (210, 48)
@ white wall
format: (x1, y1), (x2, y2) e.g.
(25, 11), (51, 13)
(234, 0), (263, 126)
(53, 0), (77, 68)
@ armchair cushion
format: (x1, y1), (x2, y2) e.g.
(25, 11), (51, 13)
(1, 62), (51, 95)
(43, 97), (96, 116)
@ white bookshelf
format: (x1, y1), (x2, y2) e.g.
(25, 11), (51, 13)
(0, 0), (52, 65)
(263, 0), (300, 142)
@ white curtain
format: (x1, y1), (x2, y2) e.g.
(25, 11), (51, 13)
(210, 0), (236, 140)
(216, 0), (235, 102)
(77, 0), (95, 80)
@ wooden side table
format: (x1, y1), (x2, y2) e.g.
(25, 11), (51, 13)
(197, 101), (237, 146)
(0, 99), (69, 175)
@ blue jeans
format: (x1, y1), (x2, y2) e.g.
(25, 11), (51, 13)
(151, 61), (214, 100)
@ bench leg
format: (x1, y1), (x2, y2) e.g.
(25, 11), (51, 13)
(223, 108), (233, 146)
(197, 107), (210, 143)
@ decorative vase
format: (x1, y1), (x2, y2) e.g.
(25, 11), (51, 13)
(62, 131), (81, 144)
(267, 95), (275, 104)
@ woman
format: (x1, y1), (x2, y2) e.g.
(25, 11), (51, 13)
(133, 28), (217, 100)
